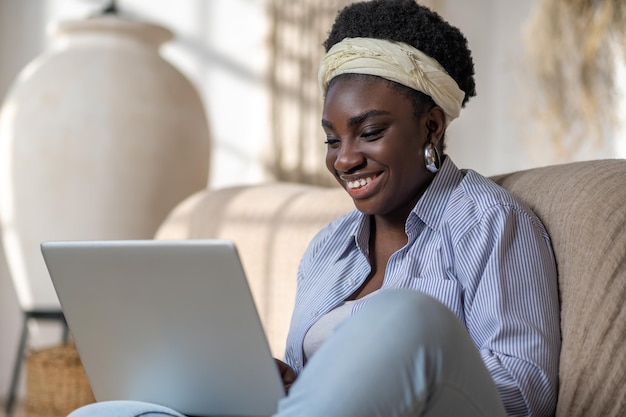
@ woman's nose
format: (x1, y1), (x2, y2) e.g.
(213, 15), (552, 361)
(333, 140), (365, 174)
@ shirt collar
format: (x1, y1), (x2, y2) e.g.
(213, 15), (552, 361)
(328, 210), (369, 259)
(411, 156), (463, 231)
(346, 156), (464, 248)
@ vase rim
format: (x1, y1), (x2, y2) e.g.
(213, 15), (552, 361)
(51, 17), (174, 46)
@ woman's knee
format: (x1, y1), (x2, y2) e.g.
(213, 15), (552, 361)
(280, 290), (490, 417)
(68, 400), (186, 417)
(361, 289), (464, 336)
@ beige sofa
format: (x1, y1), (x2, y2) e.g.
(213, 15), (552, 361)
(155, 159), (626, 417)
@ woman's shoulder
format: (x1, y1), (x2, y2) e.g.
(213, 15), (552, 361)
(309, 209), (362, 247)
(436, 158), (529, 215)
(445, 168), (547, 237)
(299, 209), (362, 267)
(457, 169), (536, 216)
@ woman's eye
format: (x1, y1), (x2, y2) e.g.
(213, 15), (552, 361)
(324, 138), (340, 147)
(361, 128), (384, 139)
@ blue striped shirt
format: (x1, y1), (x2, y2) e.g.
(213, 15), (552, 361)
(283, 157), (560, 417)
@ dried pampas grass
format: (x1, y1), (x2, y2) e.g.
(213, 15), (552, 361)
(522, 0), (626, 158)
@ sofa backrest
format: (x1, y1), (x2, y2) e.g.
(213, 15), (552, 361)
(156, 159), (626, 417)
(491, 159), (626, 417)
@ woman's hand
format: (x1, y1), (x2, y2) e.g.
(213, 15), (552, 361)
(275, 359), (297, 394)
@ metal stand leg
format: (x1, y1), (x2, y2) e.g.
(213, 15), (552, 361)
(62, 319), (70, 343)
(4, 310), (67, 415)
(5, 313), (28, 415)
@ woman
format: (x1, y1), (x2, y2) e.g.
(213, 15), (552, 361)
(71, 1), (560, 416)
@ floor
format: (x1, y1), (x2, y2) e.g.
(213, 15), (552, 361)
(0, 401), (25, 417)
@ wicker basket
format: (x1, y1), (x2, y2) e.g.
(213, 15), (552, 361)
(26, 343), (95, 417)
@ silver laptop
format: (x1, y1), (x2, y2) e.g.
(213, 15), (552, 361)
(41, 239), (285, 417)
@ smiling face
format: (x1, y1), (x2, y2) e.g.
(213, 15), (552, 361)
(322, 75), (443, 222)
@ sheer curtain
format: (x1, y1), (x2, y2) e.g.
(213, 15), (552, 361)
(266, 0), (350, 186)
(266, 0), (444, 186)
(522, 0), (626, 160)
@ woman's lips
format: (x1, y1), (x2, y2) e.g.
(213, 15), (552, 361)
(346, 176), (373, 189)
(341, 174), (381, 198)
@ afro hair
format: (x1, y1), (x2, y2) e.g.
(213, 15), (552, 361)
(323, 0), (476, 106)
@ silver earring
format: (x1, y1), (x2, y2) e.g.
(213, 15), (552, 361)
(424, 143), (441, 173)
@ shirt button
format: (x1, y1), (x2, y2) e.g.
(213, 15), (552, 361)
(349, 278), (356, 286)
(311, 311), (318, 317)
(295, 360), (300, 367)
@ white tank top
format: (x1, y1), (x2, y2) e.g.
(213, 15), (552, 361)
(303, 290), (379, 360)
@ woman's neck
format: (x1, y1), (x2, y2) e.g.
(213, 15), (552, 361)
(369, 215), (408, 255)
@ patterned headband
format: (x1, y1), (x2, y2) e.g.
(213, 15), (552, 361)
(318, 37), (465, 124)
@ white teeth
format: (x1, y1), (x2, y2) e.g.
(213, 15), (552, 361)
(347, 177), (373, 189)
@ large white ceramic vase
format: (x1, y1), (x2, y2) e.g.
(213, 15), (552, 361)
(0, 17), (211, 311)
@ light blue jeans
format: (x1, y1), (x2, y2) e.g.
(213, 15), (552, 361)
(69, 290), (507, 417)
